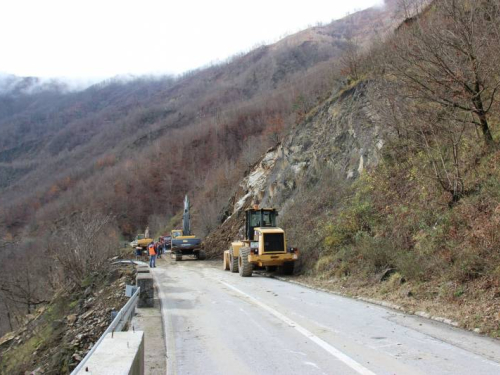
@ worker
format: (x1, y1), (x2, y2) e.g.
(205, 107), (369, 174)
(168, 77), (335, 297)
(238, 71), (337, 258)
(148, 242), (157, 268)
(156, 240), (162, 259)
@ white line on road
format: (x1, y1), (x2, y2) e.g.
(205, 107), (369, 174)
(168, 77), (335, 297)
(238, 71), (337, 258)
(217, 279), (377, 375)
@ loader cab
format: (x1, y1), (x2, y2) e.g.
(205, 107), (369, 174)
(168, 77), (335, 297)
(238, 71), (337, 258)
(245, 208), (278, 241)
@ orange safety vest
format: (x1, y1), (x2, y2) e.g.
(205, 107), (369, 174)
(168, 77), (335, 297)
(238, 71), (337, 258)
(148, 244), (156, 255)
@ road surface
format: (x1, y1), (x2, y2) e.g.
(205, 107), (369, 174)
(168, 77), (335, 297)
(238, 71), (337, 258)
(152, 258), (500, 375)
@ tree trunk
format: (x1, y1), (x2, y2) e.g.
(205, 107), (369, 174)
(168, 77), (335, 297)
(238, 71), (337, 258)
(479, 118), (494, 147)
(473, 96), (495, 147)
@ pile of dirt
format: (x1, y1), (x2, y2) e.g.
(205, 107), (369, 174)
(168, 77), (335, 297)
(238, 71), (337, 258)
(203, 212), (245, 259)
(0, 264), (136, 374)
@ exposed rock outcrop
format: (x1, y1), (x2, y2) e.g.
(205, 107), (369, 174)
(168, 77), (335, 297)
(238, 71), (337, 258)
(204, 80), (385, 256)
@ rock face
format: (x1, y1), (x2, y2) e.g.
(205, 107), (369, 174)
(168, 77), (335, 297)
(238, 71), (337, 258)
(204, 80), (385, 257)
(262, 81), (383, 207)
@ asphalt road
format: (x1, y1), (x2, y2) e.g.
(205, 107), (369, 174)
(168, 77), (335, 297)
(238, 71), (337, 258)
(152, 258), (500, 375)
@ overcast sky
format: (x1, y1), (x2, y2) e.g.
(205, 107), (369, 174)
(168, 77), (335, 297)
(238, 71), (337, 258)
(0, 0), (383, 80)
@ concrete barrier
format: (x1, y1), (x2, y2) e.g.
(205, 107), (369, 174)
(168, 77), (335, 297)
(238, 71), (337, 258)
(75, 331), (144, 375)
(136, 273), (154, 308)
(136, 266), (150, 274)
(71, 287), (141, 374)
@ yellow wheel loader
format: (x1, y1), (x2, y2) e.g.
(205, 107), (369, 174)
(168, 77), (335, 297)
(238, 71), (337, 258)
(223, 207), (298, 277)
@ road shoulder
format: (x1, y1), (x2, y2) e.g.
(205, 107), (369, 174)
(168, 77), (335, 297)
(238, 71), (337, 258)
(130, 276), (167, 374)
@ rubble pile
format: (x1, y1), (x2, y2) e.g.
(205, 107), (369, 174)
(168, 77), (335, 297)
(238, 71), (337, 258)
(204, 213), (245, 258)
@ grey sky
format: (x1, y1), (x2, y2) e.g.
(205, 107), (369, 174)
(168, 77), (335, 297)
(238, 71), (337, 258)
(0, 0), (383, 80)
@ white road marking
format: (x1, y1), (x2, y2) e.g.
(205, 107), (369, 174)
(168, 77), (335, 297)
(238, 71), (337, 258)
(217, 279), (377, 375)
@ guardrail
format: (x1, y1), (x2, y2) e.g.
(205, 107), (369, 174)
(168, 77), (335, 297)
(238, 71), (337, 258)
(71, 286), (141, 374)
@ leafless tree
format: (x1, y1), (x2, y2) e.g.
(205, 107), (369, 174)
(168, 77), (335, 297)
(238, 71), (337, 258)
(389, 0), (500, 148)
(372, 61), (478, 202)
(0, 263), (48, 315)
(148, 214), (168, 237)
(48, 211), (118, 287)
(339, 10), (361, 81)
(340, 38), (360, 81)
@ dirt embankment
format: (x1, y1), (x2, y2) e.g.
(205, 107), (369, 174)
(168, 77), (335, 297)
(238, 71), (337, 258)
(203, 213), (245, 259)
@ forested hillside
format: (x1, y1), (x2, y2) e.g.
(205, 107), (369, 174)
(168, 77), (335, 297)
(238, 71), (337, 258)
(8, 0), (500, 343)
(0, 0), (407, 336)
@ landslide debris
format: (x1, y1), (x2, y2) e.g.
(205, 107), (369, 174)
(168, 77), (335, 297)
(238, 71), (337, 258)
(204, 80), (382, 258)
(0, 264), (135, 375)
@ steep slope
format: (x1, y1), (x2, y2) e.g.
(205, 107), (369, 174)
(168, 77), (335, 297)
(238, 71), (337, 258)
(204, 79), (384, 255)
(0, 263), (135, 374)
(206, 0), (500, 338)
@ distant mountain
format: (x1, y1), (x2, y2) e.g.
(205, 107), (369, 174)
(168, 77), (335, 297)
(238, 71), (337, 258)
(0, 0), (404, 240)
(0, 73), (71, 96)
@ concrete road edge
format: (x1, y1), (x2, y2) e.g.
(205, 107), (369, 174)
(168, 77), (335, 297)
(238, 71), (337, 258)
(272, 276), (461, 329)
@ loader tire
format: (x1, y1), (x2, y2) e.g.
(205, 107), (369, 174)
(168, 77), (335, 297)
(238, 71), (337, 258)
(229, 248), (239, 273)
(282, 261), (294, 275)
(198, 250), (206, 260)
(238, 247), (253, 277)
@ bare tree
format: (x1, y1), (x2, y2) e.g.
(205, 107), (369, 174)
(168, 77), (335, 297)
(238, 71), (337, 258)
(0, 263), (48, 315)
(196, 198), (221, 238)
(340, 38), (360, 81)
(48, 211), (118, 287)
(148, 214), (168, 238)
(389, 0), (500, 148)
(339, 10), (361, 81)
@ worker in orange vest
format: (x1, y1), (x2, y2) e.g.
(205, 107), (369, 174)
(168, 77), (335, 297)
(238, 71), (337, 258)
(148, 242), (157, 268)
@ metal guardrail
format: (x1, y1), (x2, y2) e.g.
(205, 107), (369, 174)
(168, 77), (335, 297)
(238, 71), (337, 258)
(71, 286), (141, 374)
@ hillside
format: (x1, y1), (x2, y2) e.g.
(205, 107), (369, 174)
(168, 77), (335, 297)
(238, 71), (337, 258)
(205, 0), (500, 337)
(0, 0), (403, 214)
(204, 78), (384, 254)
(5, 0), (483, 342)
(0, 263), (135, 374)
(3, 3), (500, 374)
(0, 0), (408, 337)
